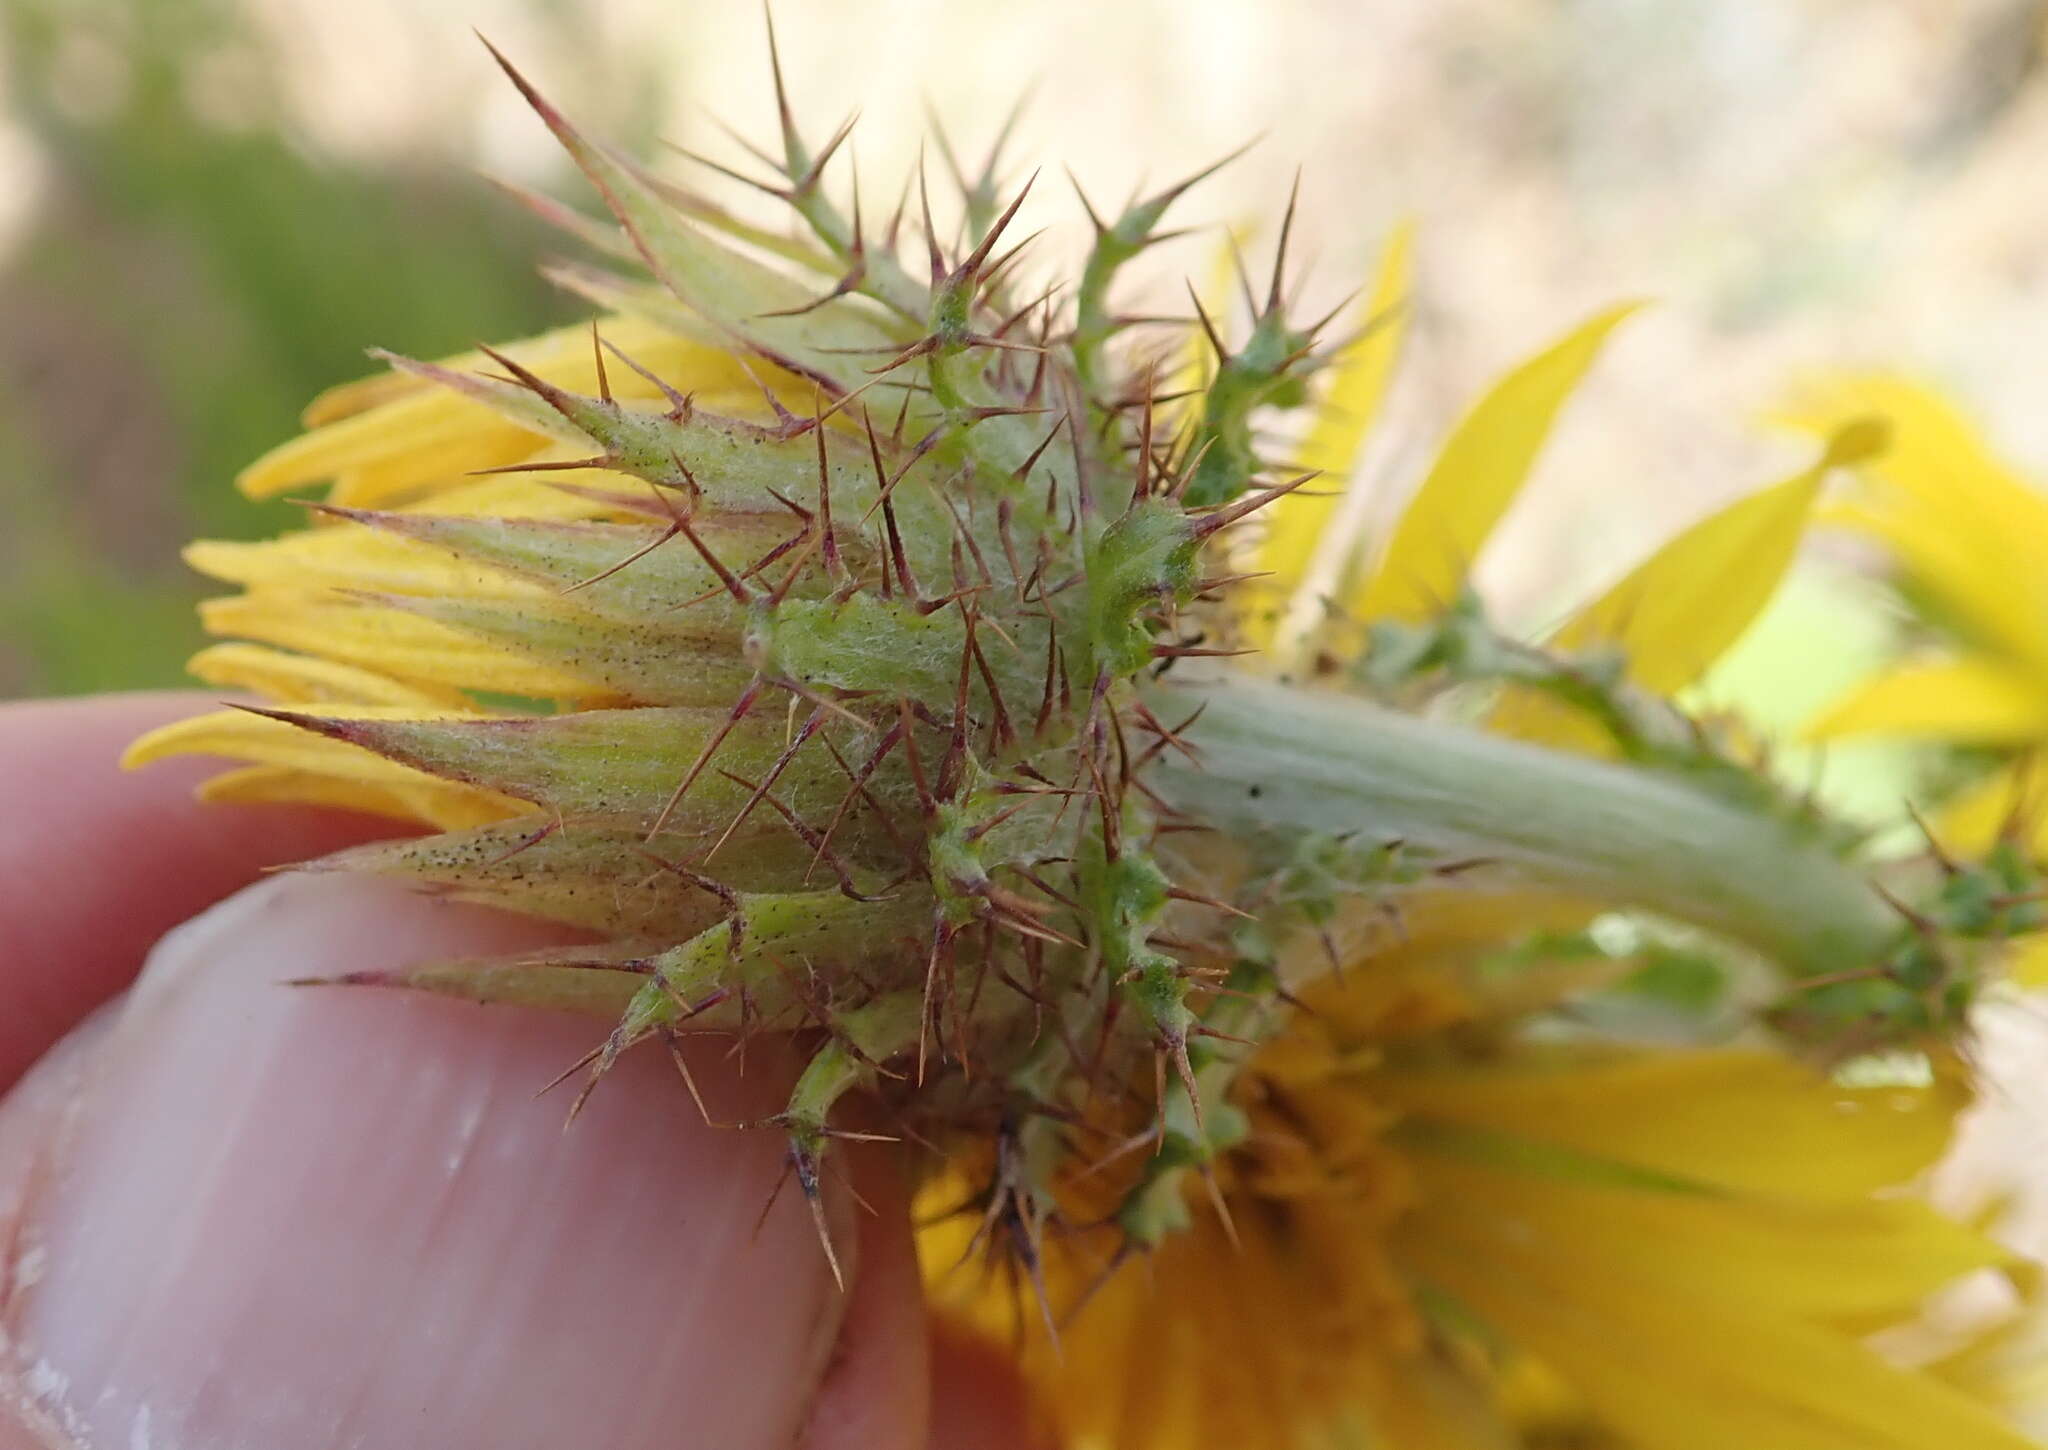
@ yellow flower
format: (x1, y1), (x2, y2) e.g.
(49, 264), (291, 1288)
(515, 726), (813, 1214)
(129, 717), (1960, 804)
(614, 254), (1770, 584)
(125, 36), (2039, 1450)
(1793, 379), (2048, 816)
(1790, 378), (2048, 983)
(910, 297), (2022, 1450)
(924, 955), (2014, 1449)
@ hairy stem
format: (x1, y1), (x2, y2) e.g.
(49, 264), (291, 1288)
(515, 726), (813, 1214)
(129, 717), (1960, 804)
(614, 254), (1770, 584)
(1150, 675), (1899, 977)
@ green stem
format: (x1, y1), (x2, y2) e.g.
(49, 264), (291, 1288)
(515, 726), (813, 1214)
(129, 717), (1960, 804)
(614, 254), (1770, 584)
(1149, 676), (1898, 977)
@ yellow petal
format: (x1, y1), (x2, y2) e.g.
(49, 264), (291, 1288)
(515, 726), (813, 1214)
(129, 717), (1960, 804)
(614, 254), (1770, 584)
(186, 642), (470, 709)
(1561, 421), (1879, 694)
(1353, 1355), (1518, 1450)
(198, 593), (615, 701)
(126, 708), (519, 822)
(196, 764), (421, 820)
(1853, 502), (2048, 682)
(1254, 221), (1414, 661)
(239, 390), (546, 502)
(1379, 1048), (1964, 1200)
(320, 432), (548, 511)
(242, 323), (752, 503)
(1784, 375), (2048, 535)
(1411, 1151), (2004, 1321)
(300, 311), (682, 425)
(1403, 1194), (2035, 1450)
(1785, 376), (2048, 676)
(196, 764), (517, 830)
(1489, 425), (1875, 750)
(2005, 933), (2048, 989)
(1937, 762), (2048, 858)
(1808, 659), (2048, 743)
(1353, 303), (1638, 625)
(185, 526), (545, 601)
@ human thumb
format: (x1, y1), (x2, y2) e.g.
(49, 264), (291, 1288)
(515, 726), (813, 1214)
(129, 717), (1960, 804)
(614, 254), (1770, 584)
(0, 874), (938, 1450)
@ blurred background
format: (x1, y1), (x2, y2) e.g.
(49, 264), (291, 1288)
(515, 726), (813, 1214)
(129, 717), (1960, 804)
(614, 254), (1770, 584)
(5, 0), (2047, 722)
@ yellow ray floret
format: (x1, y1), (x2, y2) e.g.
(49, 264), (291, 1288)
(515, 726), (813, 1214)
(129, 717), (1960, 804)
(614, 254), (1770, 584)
(195, 764), (517, 830)
(239, 316), (758, 504)
(185, 641), (471, 709)
(1352, 302), (1638, 625)
(125, 706), (525, 829)
(1409, 1149), (1998, 1322)
(1786, 376), (2048, 681)
(1402, 1193), (2026, 1450)
(1809, 658), (2048, 744)
(1548, 420), (1883, 697)
(196, 593), (619, 702)
(1375, 1047), (1965, 1200)
(1493, 419), (1881, 748)
(928, 993), (2020, 1450)
(186, 526), (547, 602)
(1930, 762), (2048, 857)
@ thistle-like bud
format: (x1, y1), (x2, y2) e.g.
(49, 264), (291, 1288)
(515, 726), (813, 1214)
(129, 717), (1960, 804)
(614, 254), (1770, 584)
(128, 31), (1344, 1271)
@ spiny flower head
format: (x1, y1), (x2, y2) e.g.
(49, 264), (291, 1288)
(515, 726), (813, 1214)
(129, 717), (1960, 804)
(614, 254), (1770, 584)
(126, 25), (2048, 1449)
(135, 28), (1338, 1273)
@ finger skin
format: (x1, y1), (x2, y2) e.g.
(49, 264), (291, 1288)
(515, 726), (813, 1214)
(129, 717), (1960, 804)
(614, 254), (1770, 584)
(0, 1016), (106, 1450)
(0, 692), (396, 1088)
(0, 876), (924, 1449)
(925, 1318), (1062, 1450)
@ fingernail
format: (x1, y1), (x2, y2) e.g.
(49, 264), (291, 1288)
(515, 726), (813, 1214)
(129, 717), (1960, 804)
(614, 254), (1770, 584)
(3, 875), (889, 1450)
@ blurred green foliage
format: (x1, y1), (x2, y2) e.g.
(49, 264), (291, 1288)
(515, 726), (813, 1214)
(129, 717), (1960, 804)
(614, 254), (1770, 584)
(0, 0), (579, 694)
